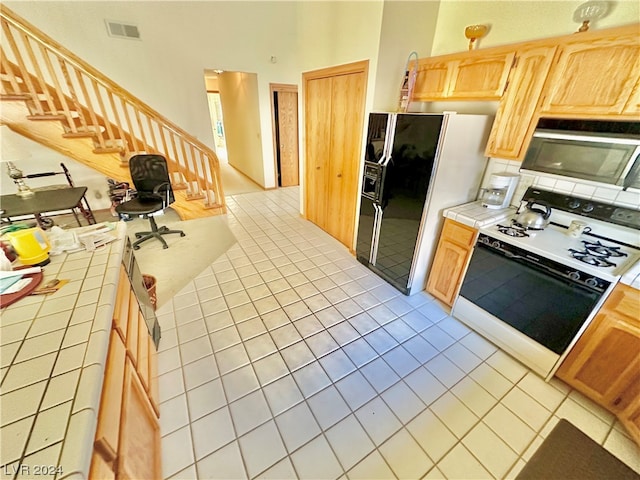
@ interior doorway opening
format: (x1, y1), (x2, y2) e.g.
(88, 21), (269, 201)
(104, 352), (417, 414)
(206, 91), (227, 163)
(270, 83), (299, 187)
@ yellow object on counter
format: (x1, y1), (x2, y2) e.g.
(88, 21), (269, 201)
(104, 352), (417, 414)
(5, 227), (51, 266)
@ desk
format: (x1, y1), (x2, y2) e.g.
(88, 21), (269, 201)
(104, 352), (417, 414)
(1, 187), (96, 228)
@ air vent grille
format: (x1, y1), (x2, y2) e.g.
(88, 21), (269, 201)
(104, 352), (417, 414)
(105, 20), (140, 40)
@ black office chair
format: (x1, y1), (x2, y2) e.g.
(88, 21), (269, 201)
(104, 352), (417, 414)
(116, 154), (185, 250)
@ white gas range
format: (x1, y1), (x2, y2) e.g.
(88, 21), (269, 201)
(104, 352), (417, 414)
(452, 187), (640, 379)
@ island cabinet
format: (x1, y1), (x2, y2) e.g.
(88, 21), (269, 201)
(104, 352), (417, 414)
(426, 218), (479, 306)
(413, 50), (514, 101)
(556, 283), (640, 445)
(484, 45), (557, 160)
(89, 264), (161, 479)
(539, 30), (640, 117)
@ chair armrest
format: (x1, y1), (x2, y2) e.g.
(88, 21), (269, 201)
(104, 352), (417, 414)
(152, 182), (171, 206)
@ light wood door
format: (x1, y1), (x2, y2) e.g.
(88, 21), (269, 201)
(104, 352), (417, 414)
(540, 33), (640, 116)
(485, 45), (557, 160)
(304, 76), (332, 230)
(304, 61), (368, 250)
(447, 52), (515, 99)
(276, 90), (299, 187)
(94, 330), (127, 463)
(325, 72), (366, 248)
(413, 58), (452, 100)
(556, 283), (640, 444)
(426, 219), (478, 306)
(117, 359), (162, 480)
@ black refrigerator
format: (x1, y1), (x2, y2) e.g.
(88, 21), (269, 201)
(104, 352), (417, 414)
(356, 112), (492, 295)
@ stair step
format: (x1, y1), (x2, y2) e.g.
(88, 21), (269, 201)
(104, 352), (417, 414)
(93, 146), (124, 154)
(0, 93), (31, 101)
(172, 183), (188, 190)
(62, 131), (97, 139)
(26, 114), (67, 121)
(186, 193), (206, 201)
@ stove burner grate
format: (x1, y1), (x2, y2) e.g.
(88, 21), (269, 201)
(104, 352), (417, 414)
(569, 249), (616, 268)
(581, 240), (628, 258)
(497, 223), (529, 238)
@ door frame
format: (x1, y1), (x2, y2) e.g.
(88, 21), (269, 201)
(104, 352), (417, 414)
(269, 83), (299, 188)
(302, 60), (369, 251)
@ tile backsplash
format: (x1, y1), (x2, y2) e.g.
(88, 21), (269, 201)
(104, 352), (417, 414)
(481, 158), (640, 210)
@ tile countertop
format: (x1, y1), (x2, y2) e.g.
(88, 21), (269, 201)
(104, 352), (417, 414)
(620, 259), (640, 290)
(442, 200), (516, 229)
(0, 222), (126, 480)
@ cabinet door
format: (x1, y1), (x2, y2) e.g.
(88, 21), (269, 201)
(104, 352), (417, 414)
(117, 360), (162, 480)
(94, 330), (126, 462)
(426, 219), (478, 306)
(89, 451), (116, 480)
(624, 78), (640, 115)
(447, 52), (515, 100)
(557, 284), (640, 413)
(113, 265), (131, 343)
(485, 45), (557, 160)
(540, 33), (640, 116)
(413, 59), (452, 101)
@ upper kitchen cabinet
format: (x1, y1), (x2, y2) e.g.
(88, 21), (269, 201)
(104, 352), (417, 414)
(485, 45), (557, 160)
(540, 29), (640, 117)
(624, 78), (640, 115)
(413, 50), (514, 101)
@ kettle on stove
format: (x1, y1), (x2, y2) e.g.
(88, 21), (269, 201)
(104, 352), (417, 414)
(515, 200), (552, 230)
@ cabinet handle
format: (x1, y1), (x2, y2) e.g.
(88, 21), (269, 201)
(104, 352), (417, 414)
(613, 397), (622, 406)
(316, 166), (321, 170)
(337, 173), (342, 178)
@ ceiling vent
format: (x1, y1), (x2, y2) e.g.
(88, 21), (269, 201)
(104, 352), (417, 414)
(105, 20), (141, 40)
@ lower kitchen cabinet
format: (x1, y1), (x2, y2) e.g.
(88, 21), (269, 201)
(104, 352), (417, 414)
(89, 265), (161, 479)
(426, 218), (478, 306)
(556, 283), (640, 445)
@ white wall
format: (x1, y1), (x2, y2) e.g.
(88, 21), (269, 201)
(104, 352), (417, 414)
(218, 72), (265, 186)
(431, 0), (639, 55)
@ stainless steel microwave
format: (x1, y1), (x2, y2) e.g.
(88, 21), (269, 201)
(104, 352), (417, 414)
(521, 130), (640, 190)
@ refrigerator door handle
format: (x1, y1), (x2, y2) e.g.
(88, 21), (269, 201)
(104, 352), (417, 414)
(370, 203), (383, 265)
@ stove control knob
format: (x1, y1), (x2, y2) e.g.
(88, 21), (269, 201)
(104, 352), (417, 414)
(582, 203), (595, 213)
(568, 199), (581, 209)
(481, 236), (490, 245)
(492, 240), (501, 249)
(568, 271), (581, 281)
(585, 277), (599, 288)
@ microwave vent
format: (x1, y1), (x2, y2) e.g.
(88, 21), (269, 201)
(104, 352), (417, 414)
(105, 20), (141, 40)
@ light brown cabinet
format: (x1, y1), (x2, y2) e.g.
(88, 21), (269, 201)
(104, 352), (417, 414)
(556, 283), (640, 445)
(485, 45), (557, 160)
(89, 264), (161, 479)
(426, 219), (478, 306)
(540, 31), (640, 117)
(413, 23), (639, 161)
(413, 51), (514, 101)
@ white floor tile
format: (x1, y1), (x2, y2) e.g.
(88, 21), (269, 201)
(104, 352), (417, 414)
(256, 457), (297, 479)
(307, 386), (351, 430)
(437, 443), (492, 480)
(502, 387), (553, 431)
(186, 378), (226, 421)
(161, 426), (195, 478)
(221, 365), (260, 402)
(342, 338), (378, 367)
(325, 415), (375, 471)
(407, 408), (457, 463)
(382, 345), (420, 377)
(430, 392), (478, 439)
(262, 375), (304, 416)
(402, 335), (438, 364)
(290, 435), (343, 480)
(346, 450), (395, 480)
(359, 358), (400, 394)
(554, 397), (612, 443)
(229, 390), (271, 436)
(319, 349), (357, 381)
(421, 325), (456, 352)
(239, 420), (287, 477)
(335, 371), (377, 410)
(469, 363), (513, 400)
(355, 397), (402, 445)
(462, 421), (518, 478)
(179, 335), (214, 366)
(159, 394), (190, 436)
(190, 406), (235, 460)
(483, 404), (537, 453)
(275, 402), (321, 453)
(378, 428), (433, 479)
(197, 440), (247, 479)
(381, 380), (426, 425)
(486, 350), (528, 383)
(451, 376), (499, 417)
(253, 353), (289, 386)
(404, 367), (447, 407)
(280, 341), (315, 372)
(215, 343), (250, 375)
(292, 361), (332, 398)
(425, 354), (466, 389)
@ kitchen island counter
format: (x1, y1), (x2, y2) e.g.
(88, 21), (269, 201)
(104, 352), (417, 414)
(443, 200), (515, 228)
(0, 223), (126, 479)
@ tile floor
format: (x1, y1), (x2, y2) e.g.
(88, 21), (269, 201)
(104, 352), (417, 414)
(155, 187), (640, 479)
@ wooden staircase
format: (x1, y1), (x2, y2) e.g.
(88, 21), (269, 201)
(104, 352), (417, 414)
(0, 5), (225, 220)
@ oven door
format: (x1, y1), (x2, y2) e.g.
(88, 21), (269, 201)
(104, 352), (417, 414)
(453, 238), (609, 377)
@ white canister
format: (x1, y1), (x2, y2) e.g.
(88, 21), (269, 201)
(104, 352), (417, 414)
(567, 220), (592, 238)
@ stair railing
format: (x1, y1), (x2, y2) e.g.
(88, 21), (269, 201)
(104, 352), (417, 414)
(0, 5), (224, 211)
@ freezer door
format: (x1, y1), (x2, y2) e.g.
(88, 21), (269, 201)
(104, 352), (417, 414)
(372, 114), (444, 292)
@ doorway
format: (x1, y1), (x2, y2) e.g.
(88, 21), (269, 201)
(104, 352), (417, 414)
(270, 84), (299, 187)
